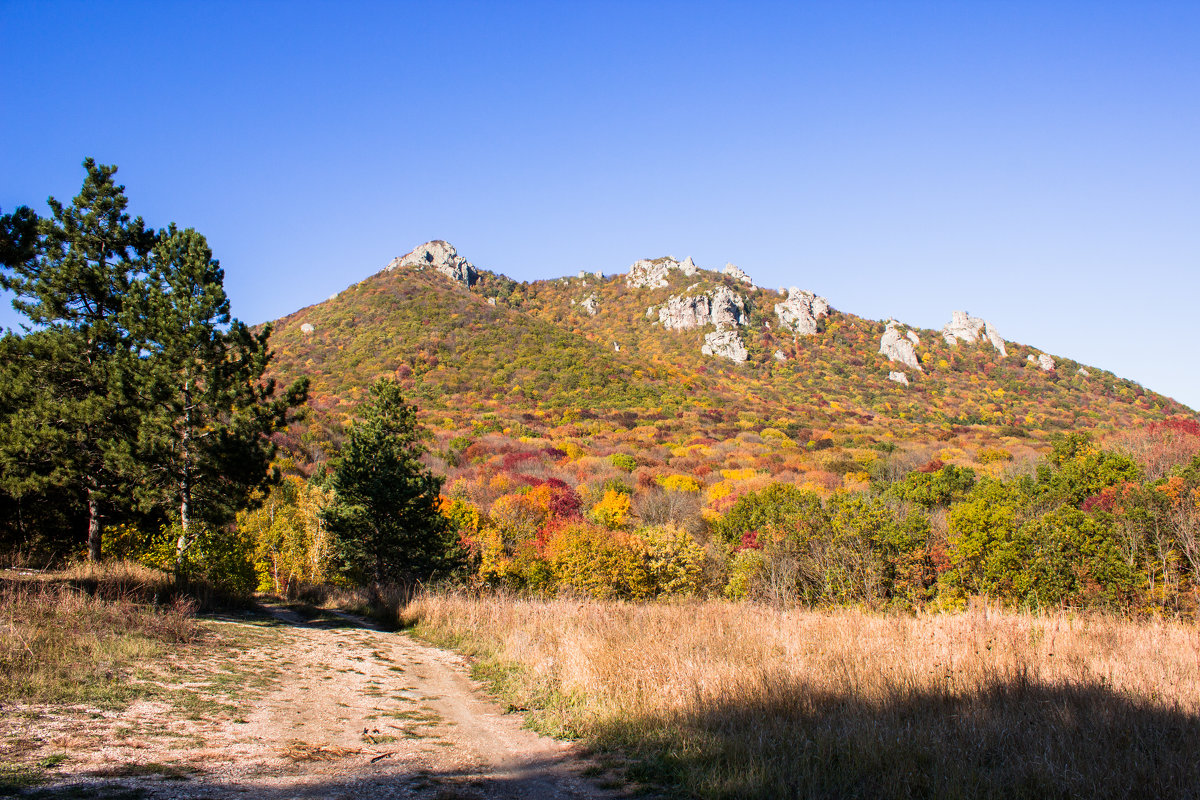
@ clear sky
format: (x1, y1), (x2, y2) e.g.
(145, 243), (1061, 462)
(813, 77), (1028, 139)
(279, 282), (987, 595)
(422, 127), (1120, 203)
(2, 1), (1198, 410)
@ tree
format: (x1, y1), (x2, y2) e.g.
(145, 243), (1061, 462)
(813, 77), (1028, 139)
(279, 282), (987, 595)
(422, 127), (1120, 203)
(128, 225), (308, 561)
(324, 379), (460, 585)
(0, 160), (155, 560)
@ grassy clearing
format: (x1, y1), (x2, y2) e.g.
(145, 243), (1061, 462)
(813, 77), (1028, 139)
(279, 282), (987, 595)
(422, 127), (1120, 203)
(404, 593), (1200, 800)
(0, 570), (199, 706)
(0, 563), (291, 791)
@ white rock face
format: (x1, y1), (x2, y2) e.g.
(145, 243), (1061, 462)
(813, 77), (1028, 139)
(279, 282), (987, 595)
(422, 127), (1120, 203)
(1077, 368), (1090, 377)
(581, 294), (599, 316)
(774, 287), (830, 336)
(625, 256), (699, 289)
(1038, 354), (1056, 372)
(888, 371), (910, 386)
(388, 240), (477, 287)
(657, 286), (745, 331)
(773, 349), (787, 362)
(722, 262), (754, 285)
(906, 330), (920, 347)
(701, 329), (748, 363)
(879, 321), (922, 371)
(487, 297), (497, 306)
(300, 323), (315, 334)
(941, 311), (1007, 357)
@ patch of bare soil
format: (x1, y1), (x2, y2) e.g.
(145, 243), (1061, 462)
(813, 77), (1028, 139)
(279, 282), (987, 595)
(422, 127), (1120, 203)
(2, 606), (626, 799)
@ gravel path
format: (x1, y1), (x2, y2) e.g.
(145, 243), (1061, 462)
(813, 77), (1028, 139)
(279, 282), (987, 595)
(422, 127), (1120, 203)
(8, 606), (621, 799)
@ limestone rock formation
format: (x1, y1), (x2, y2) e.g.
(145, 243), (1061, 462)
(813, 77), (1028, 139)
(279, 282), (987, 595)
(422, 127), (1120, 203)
(774, 349), (787, 362)
(722, 262), (754, 285)
(300, 323), (315, 334)
(657, 286), (745, 331)
(625, 256), (699, 289)
(1038, 354), (1056, 372)
(387, 240), (477, 287)
(879, 321), (922, 371)
(774, 287), (830, 336)
(701, 329), (748, 363)
(1078, 368), (1090, 377)
(941, 311), (1007, 357)
(906, 330), (920, 347)
(581, 294), (599, 316)
(888, 371), (910, 386)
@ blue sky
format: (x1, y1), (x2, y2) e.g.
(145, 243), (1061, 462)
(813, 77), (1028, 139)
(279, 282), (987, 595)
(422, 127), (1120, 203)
(2, 1), (1198, 410)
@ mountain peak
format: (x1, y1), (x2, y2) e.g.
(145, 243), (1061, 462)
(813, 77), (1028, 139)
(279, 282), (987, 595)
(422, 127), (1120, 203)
(386, 240), (477, 287)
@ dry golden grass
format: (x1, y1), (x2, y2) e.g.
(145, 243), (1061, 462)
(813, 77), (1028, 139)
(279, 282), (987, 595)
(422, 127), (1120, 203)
(405, 594), (1200, 799)
(0, 566), (200, 705)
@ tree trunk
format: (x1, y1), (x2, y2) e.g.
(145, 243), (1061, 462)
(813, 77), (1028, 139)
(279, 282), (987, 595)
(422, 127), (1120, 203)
(175, 380), (193, 564)
(87, 487), (102, 562)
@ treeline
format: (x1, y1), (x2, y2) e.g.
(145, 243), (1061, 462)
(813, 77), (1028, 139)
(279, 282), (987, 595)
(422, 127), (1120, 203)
(0, 160), (307, 569)
(237, 417), (1200, 612)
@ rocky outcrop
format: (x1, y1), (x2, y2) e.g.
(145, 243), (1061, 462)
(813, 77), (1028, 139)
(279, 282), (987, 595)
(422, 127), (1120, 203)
(625, 256), (699, 289)
(906, 330), (920, 347)
(388, 240), (477, 287)
(1028, 353), (1056, 372)
(879, 321), (922, 371)
(702, 329), (748, 363)
(722, 262), (754, 285)
(300, 323), (315, 334)
(888, 371), (910, 386)
(580, 294), (599, 316)
(773, 349), (787, 362)
(941, 311), (1007, 357)
(774, 287), (830, 335)
(657, 286), (745, 331)
(1077, 368), (1090, 377)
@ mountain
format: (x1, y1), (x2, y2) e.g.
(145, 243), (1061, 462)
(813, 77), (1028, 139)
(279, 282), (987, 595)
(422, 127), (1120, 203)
(266, 241), (1193, 473)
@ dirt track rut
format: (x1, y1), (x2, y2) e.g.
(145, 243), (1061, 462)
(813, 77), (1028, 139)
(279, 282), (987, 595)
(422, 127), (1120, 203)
(9, 606), (621, 799)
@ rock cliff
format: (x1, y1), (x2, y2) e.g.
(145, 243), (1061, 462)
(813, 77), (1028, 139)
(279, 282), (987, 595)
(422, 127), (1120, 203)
(941, 311), (1007, 357)
(722, 262), (754, 285)
(774, 287), (830, 335)
(702, 329), (748, 363)
(657, 286), (746, 331)
(625, 256), (700, 289)
(388, 240), (477, 287)
(879, 321), (922, 372)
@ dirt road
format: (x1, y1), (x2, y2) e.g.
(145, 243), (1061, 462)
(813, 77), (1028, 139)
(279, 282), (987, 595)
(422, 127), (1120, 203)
(6, 606), (621, 799)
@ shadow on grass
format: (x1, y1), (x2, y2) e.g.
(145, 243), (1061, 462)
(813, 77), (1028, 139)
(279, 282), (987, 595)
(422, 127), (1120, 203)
(587, 676), (1200, 800)
(13, 679), (1200, 799)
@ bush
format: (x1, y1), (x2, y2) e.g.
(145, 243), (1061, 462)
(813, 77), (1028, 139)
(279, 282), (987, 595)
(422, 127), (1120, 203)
(610, 453), (638, 472)
(545, 522), (651, 599)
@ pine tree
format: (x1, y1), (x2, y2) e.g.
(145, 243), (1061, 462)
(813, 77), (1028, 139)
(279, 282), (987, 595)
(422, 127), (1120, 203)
(129, 225), (308, 563)
(324, 379), (460, 586)
(0, 160), (155, 561)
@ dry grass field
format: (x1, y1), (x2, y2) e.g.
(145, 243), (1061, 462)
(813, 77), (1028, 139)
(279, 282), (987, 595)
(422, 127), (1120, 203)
(404, 594), (1200, 799)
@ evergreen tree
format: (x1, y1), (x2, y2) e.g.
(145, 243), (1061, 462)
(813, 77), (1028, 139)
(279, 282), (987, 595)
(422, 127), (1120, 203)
(324, 379), (459, 585)
(0, 160), (155, 560)
(128, 224), (309, 562)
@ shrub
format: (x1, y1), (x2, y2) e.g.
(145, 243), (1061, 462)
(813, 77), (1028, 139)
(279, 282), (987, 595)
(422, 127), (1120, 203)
(610, 453), (638, 472)
(658, 474), (702, 493)
(638, 524), (706, 596)
(590, 490), (633, 530)
(545, 522), (652, 599)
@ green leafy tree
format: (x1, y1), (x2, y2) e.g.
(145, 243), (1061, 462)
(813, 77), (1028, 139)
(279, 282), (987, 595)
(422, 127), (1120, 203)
(0, 160), (155, 560)
(324, 379), (460, 585)
(128, 225), (308, 562)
